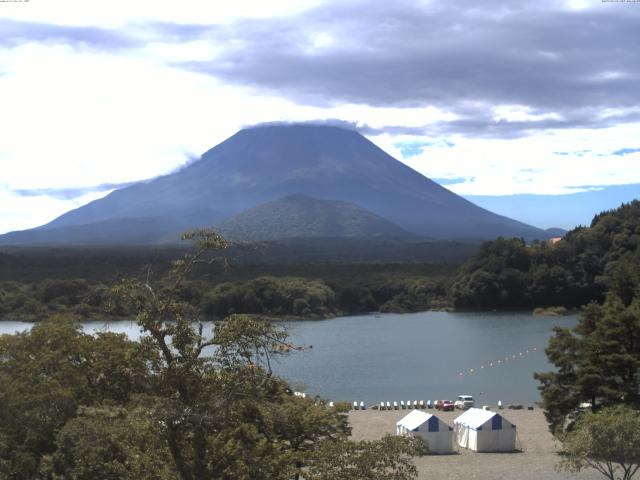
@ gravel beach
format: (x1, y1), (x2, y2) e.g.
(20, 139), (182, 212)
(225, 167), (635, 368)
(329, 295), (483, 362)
(349, 407), (602, 480)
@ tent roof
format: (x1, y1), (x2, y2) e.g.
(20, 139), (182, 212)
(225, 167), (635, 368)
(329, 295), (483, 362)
(454, 408), (503, 430)
(396, 410), (433, 431)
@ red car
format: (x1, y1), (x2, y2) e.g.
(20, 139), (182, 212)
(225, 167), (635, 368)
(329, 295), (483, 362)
(434, 400), (454, 411)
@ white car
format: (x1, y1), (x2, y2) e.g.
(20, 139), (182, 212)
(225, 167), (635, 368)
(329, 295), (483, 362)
(454, 395), (475, 410)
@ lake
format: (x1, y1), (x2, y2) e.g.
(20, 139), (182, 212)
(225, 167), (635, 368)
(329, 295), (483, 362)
(0, 311), (576, 405)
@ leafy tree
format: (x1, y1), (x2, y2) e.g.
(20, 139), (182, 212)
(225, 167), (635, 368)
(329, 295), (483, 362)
(449, 237), (531, 309)
(557, 406), (640, 480)
(1, 230), (425, 479)
(39, 278), (89, 305)
(0, 315), (155, 479)
(112, 231), (293, 479)
(111, 230), (379, 480)
(203, 276), (337, 318)
(306, 435), (424, 480)
(40, 404), (175, 480)
(331, 283), (377, 313)
(271, 396), (351, 479)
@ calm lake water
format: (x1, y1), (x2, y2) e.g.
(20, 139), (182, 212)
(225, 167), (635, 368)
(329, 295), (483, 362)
(0, 311), (576, 405)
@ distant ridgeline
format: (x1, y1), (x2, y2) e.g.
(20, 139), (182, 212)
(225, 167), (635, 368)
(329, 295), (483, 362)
(449, 200), (640, 310)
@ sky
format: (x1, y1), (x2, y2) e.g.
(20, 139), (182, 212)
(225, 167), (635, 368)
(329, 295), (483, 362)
(1, 0), (639, 234)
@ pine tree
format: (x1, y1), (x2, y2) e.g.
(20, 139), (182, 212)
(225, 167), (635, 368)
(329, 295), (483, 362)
(536, 293), (640, 434)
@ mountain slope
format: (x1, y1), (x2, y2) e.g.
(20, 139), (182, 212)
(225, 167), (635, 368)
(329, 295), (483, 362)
(0, 124), (549, 245)
(217, 194), (410, 240)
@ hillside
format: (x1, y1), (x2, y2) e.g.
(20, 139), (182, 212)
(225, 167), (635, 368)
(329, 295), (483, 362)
(216, 194), (410, 240)
(449, 200), (640, 309)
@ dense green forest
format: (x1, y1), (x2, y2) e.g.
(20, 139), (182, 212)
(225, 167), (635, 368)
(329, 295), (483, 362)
(450, 201), (640, 310)
(0, 253), (455, 321)
(1, 201), (639, 322)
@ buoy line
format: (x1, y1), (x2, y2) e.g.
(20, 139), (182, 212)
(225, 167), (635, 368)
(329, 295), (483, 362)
(457, 347), (540, 378)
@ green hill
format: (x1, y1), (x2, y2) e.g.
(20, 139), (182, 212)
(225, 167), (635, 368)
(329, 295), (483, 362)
(449, 200), (640, 309)
(216, 194), (410, 241)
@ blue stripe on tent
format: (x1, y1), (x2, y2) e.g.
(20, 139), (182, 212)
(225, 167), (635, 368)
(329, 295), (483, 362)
(428, 416), (439, 432)
(492, 414), (502, 430)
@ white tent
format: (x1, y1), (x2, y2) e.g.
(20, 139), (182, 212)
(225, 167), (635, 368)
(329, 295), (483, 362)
(454, 408), (516, 452)
(395, 410), (454, 454)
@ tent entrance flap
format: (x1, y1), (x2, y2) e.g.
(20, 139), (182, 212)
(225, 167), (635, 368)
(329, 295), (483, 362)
(428, 416), (439, 432)
(492, 415), (502, 430)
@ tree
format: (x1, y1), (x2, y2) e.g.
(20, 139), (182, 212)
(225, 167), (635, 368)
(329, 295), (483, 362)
(449, 237), (532, 309)
(271, 396), (351, 479)
(40, 404), (175, 480)
(113, 229), (410, 480)
(0, 315), (154, 479)
(535, 293), (640, 434)
(533, 326), (580, 434)
(112, 231), (303, 480)
(1, 229), (424, 480)
(557, 406), (640, 480)
(306, 435), (424, 480)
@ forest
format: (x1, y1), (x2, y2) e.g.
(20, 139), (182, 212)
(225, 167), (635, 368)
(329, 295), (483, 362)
(449, 201), (640, 310)
(0, 254), (454, 322)
(1, 201), (639, 322)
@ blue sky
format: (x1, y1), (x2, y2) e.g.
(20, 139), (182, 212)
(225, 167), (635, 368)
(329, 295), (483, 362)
(0, 0), (639, 233)
(467, 184), (640, 230)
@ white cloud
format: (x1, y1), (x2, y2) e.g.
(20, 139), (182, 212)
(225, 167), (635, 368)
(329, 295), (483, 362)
(2, 0), (322, 28)
(565, 0), (593, 11)
(0, 188), (113, 234)
(491, 105), (562, 123)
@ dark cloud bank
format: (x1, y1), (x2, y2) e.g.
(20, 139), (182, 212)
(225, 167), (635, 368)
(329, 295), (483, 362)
(175, 0), (640, 138)
(4, 0), (640, 139)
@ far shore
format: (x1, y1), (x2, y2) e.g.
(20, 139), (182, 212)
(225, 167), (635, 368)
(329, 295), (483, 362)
(0, 305), (576, 325)
(349, 407), (601, 480)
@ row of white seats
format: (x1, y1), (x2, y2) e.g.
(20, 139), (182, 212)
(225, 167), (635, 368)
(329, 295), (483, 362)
(377, 400), (427, 410)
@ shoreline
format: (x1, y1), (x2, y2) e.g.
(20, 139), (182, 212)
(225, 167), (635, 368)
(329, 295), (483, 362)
(0, 305), (577, 325)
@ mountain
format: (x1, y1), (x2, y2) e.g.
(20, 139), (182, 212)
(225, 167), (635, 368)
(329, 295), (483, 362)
(217, 194), (409, 240)
(0, 124), (550, 245)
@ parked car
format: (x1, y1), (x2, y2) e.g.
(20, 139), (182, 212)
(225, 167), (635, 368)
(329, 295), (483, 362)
(434, 399), (454, 411)
(441, 400), (455, 411)
(454, 395), (475, 410)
